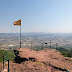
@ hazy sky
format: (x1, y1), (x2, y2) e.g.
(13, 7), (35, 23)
(0, 0), (72, 33)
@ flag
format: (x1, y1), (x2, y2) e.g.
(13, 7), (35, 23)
(13, 19), (21, 25)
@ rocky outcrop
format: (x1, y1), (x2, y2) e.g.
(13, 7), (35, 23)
(14, 48), (72, 72)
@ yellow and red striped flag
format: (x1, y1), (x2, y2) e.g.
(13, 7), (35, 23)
(13, 19), (21, 25)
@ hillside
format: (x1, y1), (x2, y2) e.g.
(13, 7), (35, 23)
(0, 48), (72, 72)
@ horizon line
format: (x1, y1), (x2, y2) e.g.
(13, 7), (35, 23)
(0, 32), (72, 34)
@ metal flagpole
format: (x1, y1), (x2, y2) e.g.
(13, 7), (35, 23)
(20, 25), (21, 48)
(13, 19), (21, 48)
(3, 55), (4, 70)
(6, 51), (7, 62)
(56, 43), (57, 50)
(50, 41), (52, 49)
(31, 41), (32, 49)
(45, 42), (47, 49)
(42, 43), (43, 49)
(8, 59), (9, 72)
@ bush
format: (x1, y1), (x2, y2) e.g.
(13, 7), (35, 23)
(0, 50), (15, 62)
(56, 47), (72, 57)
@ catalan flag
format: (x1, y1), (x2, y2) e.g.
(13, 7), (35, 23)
(13, 19), (21, 25)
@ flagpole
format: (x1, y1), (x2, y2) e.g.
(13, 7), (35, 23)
(20, 25), (21, 48)
(13, 19), (21, 48)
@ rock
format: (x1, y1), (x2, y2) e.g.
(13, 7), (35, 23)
(13, 48), (72, 72)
